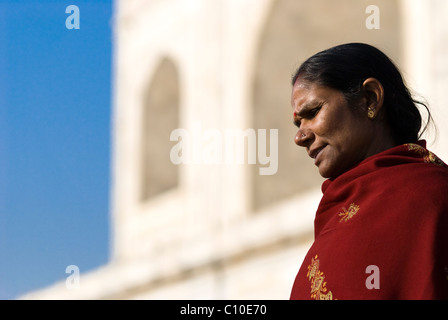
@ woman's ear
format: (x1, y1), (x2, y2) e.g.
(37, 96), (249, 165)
(361, 77), (384, 119)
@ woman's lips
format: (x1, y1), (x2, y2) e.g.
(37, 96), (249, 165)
(310, 146), (326, 165)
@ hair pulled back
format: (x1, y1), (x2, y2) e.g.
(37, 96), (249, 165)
(292, 43), (432, 145)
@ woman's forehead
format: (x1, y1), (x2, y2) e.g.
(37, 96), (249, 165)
(291, 82), (325, 109)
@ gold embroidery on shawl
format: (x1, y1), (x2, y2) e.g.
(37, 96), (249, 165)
(406, 143), (445, 166)
(307, 255), (335, 300)
(338, 203), (360, 222)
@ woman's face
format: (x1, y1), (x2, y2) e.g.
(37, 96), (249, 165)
(291, 79), (375, 179)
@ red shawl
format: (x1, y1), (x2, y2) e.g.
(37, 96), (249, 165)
(290, 141), (448, 300)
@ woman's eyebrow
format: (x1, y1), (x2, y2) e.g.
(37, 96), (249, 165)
(294, 101), (320, 118)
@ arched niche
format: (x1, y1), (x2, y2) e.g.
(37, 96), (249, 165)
(141, 57), (180, 201)
(251, 0), (401, 210)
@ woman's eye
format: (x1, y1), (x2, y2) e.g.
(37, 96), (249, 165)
(309, 107), (321, 117)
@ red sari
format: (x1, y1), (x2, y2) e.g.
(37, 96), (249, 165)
(290, 141), (448, 300)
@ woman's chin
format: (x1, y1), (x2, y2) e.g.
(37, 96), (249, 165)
(317, 161), (341, 179)
(317, 163), (332, 179)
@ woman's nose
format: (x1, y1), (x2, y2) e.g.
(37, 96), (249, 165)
(294, 129), (313, 147)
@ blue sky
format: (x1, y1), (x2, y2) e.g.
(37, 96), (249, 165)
(0, 0), (113, 299)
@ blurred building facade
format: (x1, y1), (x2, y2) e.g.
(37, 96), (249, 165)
(23, 0), (448, 299)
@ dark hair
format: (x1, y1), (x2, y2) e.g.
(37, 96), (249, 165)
(291, 43), (433, 145)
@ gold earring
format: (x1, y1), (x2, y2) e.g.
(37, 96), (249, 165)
(367, 108), (375, 119)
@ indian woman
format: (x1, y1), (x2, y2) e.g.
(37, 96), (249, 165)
(289, 43), (448, 300)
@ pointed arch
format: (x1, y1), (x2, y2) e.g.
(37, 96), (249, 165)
(141, 57), (180, 201)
